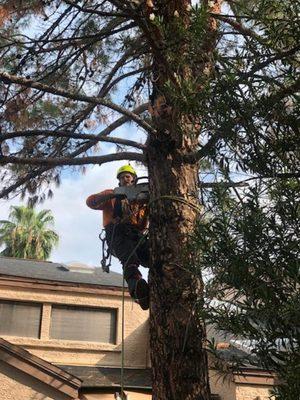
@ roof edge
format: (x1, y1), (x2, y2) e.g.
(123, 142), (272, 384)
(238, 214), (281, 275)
(0, 274), (129, 294)
(0, 337), (81, 397)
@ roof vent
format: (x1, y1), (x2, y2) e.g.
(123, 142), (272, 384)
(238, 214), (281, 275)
(57, 265), (70, 272)
(66, 262), (95, 274)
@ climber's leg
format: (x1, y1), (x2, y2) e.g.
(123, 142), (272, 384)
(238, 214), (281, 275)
(123, 264), (149, 310)
(105, 223), (149, 310)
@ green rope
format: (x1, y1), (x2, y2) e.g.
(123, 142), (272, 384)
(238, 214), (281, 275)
(121, 272), (125, 399)
(119, 231), (148, 400)
(150, 194), (203, 214)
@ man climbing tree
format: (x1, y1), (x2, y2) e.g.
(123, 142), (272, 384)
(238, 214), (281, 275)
(0, 1), (299, 399)
(86, 164), (150, 310)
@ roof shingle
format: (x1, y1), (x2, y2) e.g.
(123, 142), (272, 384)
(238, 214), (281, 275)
(0, 256), (126, 288)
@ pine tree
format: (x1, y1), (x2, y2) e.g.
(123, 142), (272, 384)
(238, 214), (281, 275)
(195, 179), (299, 400)
(0, 1), (299, 399)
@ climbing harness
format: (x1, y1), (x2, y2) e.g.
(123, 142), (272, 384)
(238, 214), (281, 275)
(100, 177), (149, 274)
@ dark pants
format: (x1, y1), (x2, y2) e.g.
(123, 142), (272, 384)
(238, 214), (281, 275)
(105, 223), (149, 294)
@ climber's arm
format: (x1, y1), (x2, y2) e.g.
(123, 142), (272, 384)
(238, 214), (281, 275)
(86, 190), (115, 210)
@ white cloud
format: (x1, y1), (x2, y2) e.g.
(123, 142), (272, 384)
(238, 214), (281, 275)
(0, 161), (149, 278)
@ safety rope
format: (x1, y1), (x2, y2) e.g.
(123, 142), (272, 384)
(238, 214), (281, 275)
(119, 231), (148, 400)
(149, 194), (203, 214)
(120, 271), (126, 400)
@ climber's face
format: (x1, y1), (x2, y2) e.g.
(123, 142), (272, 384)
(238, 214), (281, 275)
(118, 172), (135, 187)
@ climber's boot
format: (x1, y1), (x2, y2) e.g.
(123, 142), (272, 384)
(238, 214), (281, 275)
(125, 265), (149, 310)
(135, 278), (150, 310)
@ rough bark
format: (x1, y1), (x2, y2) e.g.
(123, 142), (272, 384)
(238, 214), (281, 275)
(147, 6), (210, 396)
(145, 1), (224, 398)
(147, 139), (211, 400)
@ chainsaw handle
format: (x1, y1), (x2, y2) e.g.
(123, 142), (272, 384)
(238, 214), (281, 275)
(135, 176), (148, 184)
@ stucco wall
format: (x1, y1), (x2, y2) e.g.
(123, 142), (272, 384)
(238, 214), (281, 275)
(236, 384), (272, 400)
(82, 391), (151, 400)
(0, 283), (149, 368)
(209, 370), (236, 400)
(0, 360), (71, 400)
(0, 278), (277, 400)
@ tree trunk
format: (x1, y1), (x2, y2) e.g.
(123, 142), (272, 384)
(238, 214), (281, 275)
(147, 133), (210, 400)
(144, 2), (223, 397)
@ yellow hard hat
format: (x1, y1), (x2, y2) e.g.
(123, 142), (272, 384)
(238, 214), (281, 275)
(116, 165), (137, 179)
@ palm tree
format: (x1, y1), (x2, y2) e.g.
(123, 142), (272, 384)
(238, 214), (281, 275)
(0, 206), (59, 260)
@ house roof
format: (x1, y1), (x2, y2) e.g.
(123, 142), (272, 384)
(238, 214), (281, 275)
(60, 366), (221, 399)
(60, 366), (151, 389)
(0, 338), (81, 398)
(0, 256), (126, 288)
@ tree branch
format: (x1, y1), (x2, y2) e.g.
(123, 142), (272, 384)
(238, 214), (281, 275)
(213, 13), (266, 45)
(0, 102), (149, 199)
(0, 167), (50, 199)
(0, 71), (156, 135)
(56, 44), (147, 145)
(200, 181), (249, 188)
(238, 45), (300, 80)
(1, 130), (145, 150)
(0, 152), (145, 167)
(63, 0), (129, 18)
(266, 79), (300, 103)
(183, 134), (223, 163)
(201, 173), (300, 189)
(184, 76), (300, 165)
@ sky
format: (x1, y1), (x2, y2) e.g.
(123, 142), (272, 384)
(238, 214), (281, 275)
(0, 2), (150, 275)
(0, 160), (149, 278)
(0, 0), (229, 278)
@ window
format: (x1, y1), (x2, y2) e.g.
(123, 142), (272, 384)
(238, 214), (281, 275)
(50, 305), (116, 344)
(0, 300), (42, 338)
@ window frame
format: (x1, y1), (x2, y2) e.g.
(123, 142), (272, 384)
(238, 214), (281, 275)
(0, 299), (42, 339)
(49, 303), (117, 344)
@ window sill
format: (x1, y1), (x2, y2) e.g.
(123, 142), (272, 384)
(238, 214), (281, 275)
(1, 336), (120, 352)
